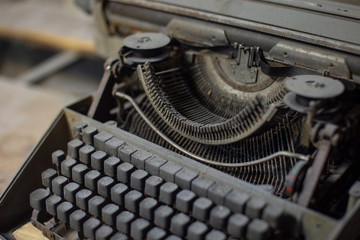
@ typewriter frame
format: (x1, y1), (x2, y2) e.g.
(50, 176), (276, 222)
(0, 95), (359, 239)
(1, 0), (360, 239)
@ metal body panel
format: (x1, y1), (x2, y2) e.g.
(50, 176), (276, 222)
(152, 0), (360, 44)
(260, 0), (360, 19)
(1, 101), (355, 239)
(64, 108), (338, 240)
(0, 112), (70, 232)
(1, 0), (360, 239)
(107, 0), (360, 55)
(103, 1), (360, 80)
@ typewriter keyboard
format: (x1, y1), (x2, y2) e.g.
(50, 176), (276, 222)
(29, 122), (285, 240)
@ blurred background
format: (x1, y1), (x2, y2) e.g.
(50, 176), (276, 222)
(0, 0), (104, 193)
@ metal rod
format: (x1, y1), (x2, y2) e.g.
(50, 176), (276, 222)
(115, 91), (310, 167)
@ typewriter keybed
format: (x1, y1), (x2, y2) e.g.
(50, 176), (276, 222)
(29, 122), (286, 240)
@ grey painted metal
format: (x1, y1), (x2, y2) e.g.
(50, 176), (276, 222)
(269, 41), (351, 79)
(122, 33), (171, 63)
(103, 2), (360, 81)
(108, 0), (360, 55)
(114, 90), (310, 166)
(330, 201), (360, 239)
(260, 0), (360, 20)
(0, 112), (71, 232)
(166, 19), (229, 47)
(150, 0), (360, 44)
(123, 32), (170, 50)
(284, 75), (345, 113)
(63, 108), (338, 239)
(2, 99), (360, 239)
(285, 75), (345, 99)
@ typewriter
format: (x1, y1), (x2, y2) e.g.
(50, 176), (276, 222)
(1, 0), (360, 239)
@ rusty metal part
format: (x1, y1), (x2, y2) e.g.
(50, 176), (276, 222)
(138, 62), (281, 145)
(114, 90), (309, 167)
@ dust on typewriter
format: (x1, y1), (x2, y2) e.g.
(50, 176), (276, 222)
(3, 1), (360, 240)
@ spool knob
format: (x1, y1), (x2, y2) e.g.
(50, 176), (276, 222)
(284, 75), (345, 113)
(121, 32), (171, 64)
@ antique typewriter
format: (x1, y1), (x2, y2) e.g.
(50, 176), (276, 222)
(1, 0), (360, 239)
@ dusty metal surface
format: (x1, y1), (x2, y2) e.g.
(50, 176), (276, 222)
(63, 109), (340, 239)
(269, 41), (351, 79)
(166, 19), (229, 47)
(2, 0), (360, 239)
(284, 75), (345, 113)
(0, 111), (70, 232)
(122, 32), (171, 64)
(138, 62), (280, 145)
(148, 0), (360, 43)
(260, 0), (360, 19)
(103, 0), (360, 82)
(108, 0), (360, 54)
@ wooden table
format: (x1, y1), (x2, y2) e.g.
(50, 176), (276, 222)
(0, 0), (97, 84)
(0, 77), (75, 194)
(0, 0), (95, 53)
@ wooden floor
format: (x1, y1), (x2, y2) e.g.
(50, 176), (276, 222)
(0, 0), (94, 53)
(0, 78), (75, 194)
(0, 0), (98, 194)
